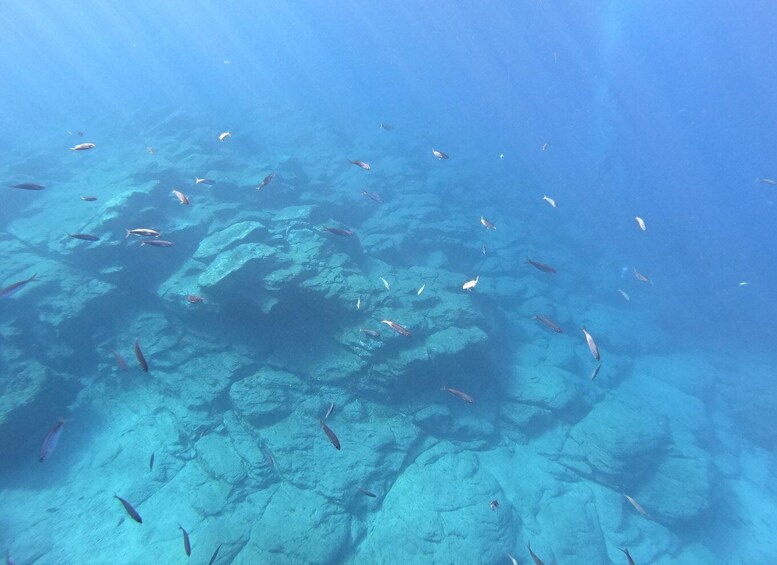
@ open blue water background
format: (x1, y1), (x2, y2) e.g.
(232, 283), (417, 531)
(1, 2), (776, 564)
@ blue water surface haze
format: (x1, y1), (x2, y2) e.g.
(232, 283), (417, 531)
(1, 2), (776, 564)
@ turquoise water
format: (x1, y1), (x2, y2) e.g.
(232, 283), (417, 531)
(2, 2), (777, 564)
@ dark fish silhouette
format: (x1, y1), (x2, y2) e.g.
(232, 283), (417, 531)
(80, 195), (97, 201)
(324, 227), (353, 237)
(114, 494), (142, 524)
(532, 315), (562, 333)
(358, 486), (377, 498)
(208, 544), (222, 565)
(149, 452), (155, 471)
(10, 182), (44, 190)
(618, 547), (636, 565)
(135, 339), (148, 372)
(0, 273), (37, 299)
(432, 148), (449, 160)
(257, 173), (275, 190)
(179, 525), (191, 556)
(441, 386), (474, 404)
(526, 258), (556, 273)
(528, 542), (545, 565)
(67, 233), (99, 242)
(140, 239), (174, 247)
(319, 419), (341, 450)
(379, 123), (393, 130)
(39, 418), (66, 462)
(590, 363), (602, 381)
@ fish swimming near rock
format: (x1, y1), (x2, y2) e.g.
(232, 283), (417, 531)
(507, 554), (518, 565)
(348, 159), (371, 171)
(208, 544), (222, 565)
(480, 216), (496, 230)
(358, 486), (377, 498)
(257, 173), (275, 190)
(114, 494), (143, 524)
(0, 273), (37, 299)
(462, 276), (479, 291)
(359, 328), (381, 339)
(361, 190), (383, 203)
(179, 525), (192, 557)
(590, 362), (602, 381)
(356, 296), (361, 310)
(441, 385), (474, 404)
(527, 542), (545, 565)
(9, 182), (45, 190)
(126, 228), (161, 238)
(70, 142), (95, 151)
(195, 177), (216, 186)
(381, 320), (411, 336)
(149, 452), (155, 471)
(319, 419), (341, 450)
(187, 294), (204, 304)
(624, 494), (647, 516)
(432, 148), (449, 160)
(172, 189), (190, 205)
(135, 338), (148, 372)
(140, 239), (175, 247)
(618, 547), (636, 565)
(582, 326), (600, 361)
(489, 499), (499, 511)
(324, 226), (353, 237)
(417, 284), (425, 296)
(526, 258), (557, 273)
(111, 349), (128, 371)
(379, 277), (391, 292)
(39, 418), (66, 462)
(67, 233), (99, 242)
(80, 195), (97, 201)
(532, 315), (562, 333)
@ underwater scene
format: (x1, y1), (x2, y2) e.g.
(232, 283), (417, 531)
(2, 2), (777, 564)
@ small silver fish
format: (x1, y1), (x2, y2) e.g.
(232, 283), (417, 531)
(581, 326), (600, 361)
(39, 418), (66, 462)
(379, 277), (391, 292)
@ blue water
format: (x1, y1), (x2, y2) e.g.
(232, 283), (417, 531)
(2, 2), (777, 564)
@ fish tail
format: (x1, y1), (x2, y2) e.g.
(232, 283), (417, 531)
(125, 229), (131, 238)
